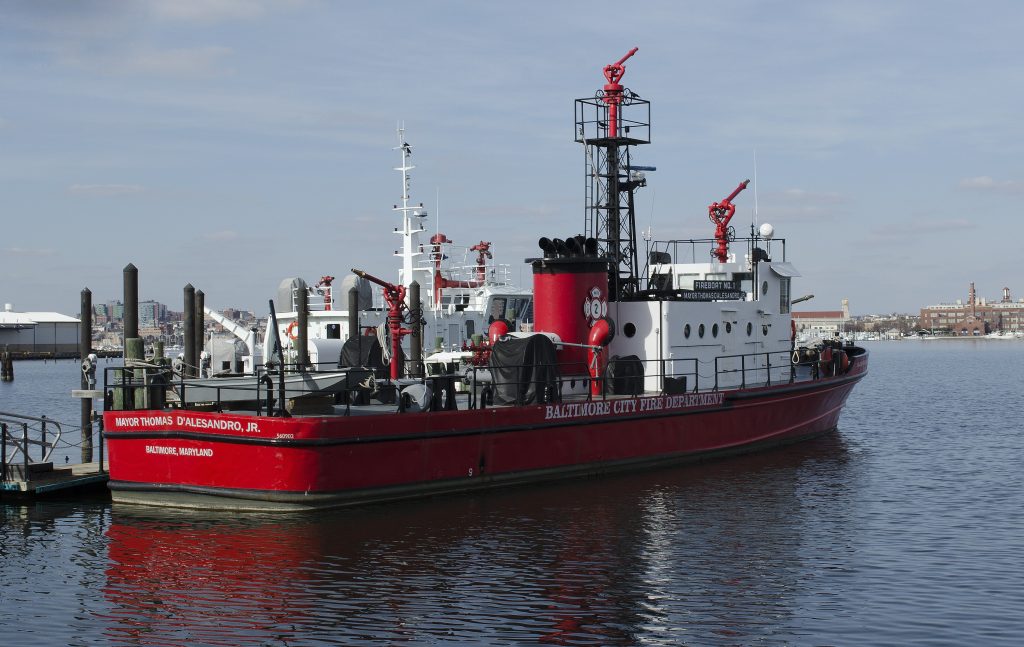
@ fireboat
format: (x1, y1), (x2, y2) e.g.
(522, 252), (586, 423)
(102, 49), (868, 511)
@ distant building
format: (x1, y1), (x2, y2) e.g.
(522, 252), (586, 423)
(138, 300), (168, 327)
(919, 283), (1024, 335)
(0, 305), (80, 354)
(793, 299), (851, 335)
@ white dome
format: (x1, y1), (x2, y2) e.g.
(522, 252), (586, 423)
(759, 223), (775, 240)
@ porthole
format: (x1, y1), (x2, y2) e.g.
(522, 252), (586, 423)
(698, 324), (706, 338)
(725, 322), (732, 334)
(684, 324), (691, 339)
(624, 322), (637, 338)
(761, 281), (769, 296)
(712, 323), (719, 338)
(746, 322), (753, 336)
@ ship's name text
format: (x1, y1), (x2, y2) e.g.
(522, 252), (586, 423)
(113, 415), (260, 433)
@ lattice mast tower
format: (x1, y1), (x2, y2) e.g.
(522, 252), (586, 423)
(575, 48), (651, 300)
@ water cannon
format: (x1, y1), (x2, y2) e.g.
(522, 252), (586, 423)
(351, 268), (412, 380)
(709, 179), (750, 263)
(601, 47), (639, 138)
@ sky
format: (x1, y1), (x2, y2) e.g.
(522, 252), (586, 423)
(2, 0), (1023, 316)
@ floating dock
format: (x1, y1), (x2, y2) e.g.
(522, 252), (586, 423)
(0, 461), (109, 501)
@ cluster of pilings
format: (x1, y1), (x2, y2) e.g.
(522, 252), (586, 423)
(119, 264), (206, 377)
(71, 264), (228, 462)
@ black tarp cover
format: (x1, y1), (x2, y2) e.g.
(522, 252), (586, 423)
(607, 354), (644, 396)
(339, 336), (402, 379)
(488, 334), (560, 405)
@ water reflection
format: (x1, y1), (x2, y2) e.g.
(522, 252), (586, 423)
(100, 433), (854, 645)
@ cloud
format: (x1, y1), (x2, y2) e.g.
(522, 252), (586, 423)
(59, 46), (234, 78)
(68, 184), (145, 196)
(202, 230), (240, 242)
(758, 188), (848, 223)
(147, 0), (295, 23)
(869, 218), (974, 240)
(959, 176), (1024, 193)
(2, 247), (56, 257)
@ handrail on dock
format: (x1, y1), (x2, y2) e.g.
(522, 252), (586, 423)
(0, 411), (64, 482)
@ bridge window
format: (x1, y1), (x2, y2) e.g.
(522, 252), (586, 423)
(780, 277), (791, 314)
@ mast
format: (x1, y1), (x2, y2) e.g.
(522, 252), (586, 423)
(575, 48), (651, 300)
(393, 125), (429, 292)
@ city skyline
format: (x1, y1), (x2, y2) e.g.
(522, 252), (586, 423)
(2, 1), (1023, 315)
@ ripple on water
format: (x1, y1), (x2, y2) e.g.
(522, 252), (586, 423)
(2, 342), (1024, 644)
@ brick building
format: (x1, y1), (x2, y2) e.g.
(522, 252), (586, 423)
(919, 283), (1024, 335)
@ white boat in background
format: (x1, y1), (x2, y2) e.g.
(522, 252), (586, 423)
(176, 369), (367, 406)
(203, 127), (530, 379)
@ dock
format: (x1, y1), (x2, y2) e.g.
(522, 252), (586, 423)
(1, 461), (109, 500)
(2, 408), (110, 502)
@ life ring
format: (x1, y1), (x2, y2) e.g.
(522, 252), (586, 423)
(790, 319), (796, 343)
(285, 321), (299, 340)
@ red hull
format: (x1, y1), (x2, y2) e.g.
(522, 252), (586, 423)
(103, 356), (867, 511)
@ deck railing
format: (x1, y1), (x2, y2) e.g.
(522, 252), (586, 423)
(98, 345), (854, 418)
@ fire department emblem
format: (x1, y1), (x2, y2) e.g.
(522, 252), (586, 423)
(583, 286), (608, 326)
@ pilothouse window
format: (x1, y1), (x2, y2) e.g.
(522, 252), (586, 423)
(780, 277), (791, 314)
(488, 296), (533, 326)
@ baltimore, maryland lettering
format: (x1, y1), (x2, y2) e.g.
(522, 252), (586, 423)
(544, 392), (723, 420)
(144, 445), (214, 457)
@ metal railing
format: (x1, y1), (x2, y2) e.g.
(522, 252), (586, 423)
(100, 345), (846, 418)
(712, 350), (796, 391)
(0, 412), (62, 481)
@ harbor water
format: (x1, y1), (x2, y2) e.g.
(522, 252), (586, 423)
(1, 340), (1022, 645)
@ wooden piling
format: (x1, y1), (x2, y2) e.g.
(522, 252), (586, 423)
(123, 264), (138, 340)
(348, 287), (359, 340)
(184, 284), (196, 378)
(297, 287), (309, 370)
(80, 288), (93, 462)
(409, 280), (423, 378)
(194, 289), (205, 376)
(0, 347), (12, 382)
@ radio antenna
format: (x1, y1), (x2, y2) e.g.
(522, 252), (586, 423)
(753, 149), (759, 228)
